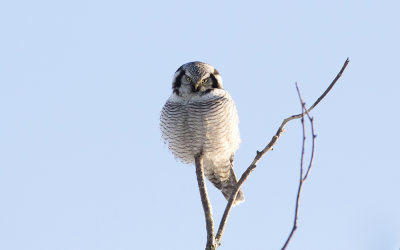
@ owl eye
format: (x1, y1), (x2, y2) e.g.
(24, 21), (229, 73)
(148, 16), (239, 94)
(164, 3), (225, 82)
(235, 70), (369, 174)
(186, 76), (191, 82)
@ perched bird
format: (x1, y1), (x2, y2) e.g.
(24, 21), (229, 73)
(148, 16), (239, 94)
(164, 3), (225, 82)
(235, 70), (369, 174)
(160, 61), (244, 205)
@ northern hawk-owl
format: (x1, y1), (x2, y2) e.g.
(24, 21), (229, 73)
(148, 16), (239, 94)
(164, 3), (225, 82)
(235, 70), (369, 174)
(160, 62), (244, 205)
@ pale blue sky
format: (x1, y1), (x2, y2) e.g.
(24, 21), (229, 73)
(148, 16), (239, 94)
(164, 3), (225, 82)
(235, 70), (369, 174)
(1, 1), (399, 250)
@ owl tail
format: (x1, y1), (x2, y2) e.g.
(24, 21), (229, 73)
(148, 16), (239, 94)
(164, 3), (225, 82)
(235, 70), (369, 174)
(220, 168), (245, 206)
(206, 166), (245, 206)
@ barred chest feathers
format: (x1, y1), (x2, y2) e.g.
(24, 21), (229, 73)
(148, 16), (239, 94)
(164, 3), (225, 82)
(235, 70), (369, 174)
(160, 88), (240, 165)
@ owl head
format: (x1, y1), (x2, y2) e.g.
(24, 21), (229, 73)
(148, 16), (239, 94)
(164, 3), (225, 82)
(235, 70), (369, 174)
(172, 62), (223, 96)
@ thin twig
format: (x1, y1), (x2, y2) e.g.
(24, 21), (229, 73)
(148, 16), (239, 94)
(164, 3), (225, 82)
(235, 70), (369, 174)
(215, 58), (349, 247)
(281, 82), (316, 250)
(303, 114), (316, 182)
(195, 154), (216, 250)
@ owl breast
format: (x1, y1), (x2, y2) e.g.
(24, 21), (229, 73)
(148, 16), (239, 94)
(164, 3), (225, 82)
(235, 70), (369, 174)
(160, 89), (240, 164)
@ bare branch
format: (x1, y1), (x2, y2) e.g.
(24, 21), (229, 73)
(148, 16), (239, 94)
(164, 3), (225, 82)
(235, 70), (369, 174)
(195, 154), (216, 250)
(281, 57), (350, 124)
(215, 58), (349, 247)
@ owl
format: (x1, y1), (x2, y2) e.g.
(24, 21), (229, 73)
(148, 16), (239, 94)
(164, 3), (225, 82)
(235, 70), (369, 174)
(160, 62), (244, 205)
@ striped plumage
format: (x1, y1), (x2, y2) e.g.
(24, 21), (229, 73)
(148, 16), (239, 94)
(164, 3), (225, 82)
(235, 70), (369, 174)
(160, 62), (244, 205)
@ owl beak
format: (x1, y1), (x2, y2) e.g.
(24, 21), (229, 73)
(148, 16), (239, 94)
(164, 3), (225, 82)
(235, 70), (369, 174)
(192, 82), (201, 92)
